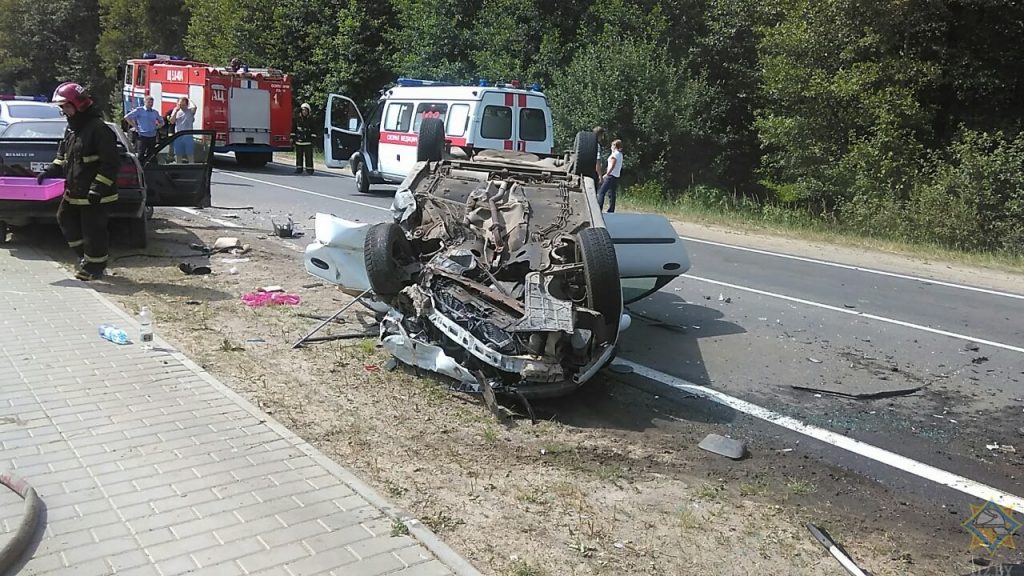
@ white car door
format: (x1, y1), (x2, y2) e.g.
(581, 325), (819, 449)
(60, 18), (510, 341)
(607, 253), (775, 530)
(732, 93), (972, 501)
(324, 94), (363, 169)
(602, 213), (691, 304)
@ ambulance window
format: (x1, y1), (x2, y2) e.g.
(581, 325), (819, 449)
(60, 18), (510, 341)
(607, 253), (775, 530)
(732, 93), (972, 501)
(446, 104), (469, 137)
(480, 105), (512, 140)
(519, 108), (547, 142)
(124, 65), (134, 86)
(413, 103), (448, 132)
(383, 102), (413, 132)
(136, 66), (147, 86)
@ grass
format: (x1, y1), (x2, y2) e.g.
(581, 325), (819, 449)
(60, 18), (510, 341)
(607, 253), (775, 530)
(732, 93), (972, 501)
(620, 188), (1024, 273)
(785, 478), (817, 496)
(504, 559), (549, 576)
(694, 483), (726, 501)
(390, 518), (410, 537)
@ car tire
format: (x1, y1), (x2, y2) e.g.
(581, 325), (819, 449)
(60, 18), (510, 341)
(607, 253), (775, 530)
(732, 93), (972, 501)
(578, 226), (620, 334)
(128, 214), (148, 249)
(0, 221), (8, 244)
(364, 222), (415, 296)
(355, 163), (371, 194)
(350, 156), (361, 177)
(572, 130), (598, 179)
(417, 118), (445, 162)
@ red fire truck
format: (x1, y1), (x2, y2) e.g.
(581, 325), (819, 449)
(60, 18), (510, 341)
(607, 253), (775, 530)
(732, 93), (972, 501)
(122, 53), (293, 167)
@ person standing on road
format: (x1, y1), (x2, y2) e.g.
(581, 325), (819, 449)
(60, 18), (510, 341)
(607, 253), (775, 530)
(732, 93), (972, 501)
(36, 82), (119, 281)
(124, 95), (163, 161)
(169, 96), (198, 163)
(593, 126), (606, 182)
(291, 102), (316, 175)
(596, 139), (623, 213)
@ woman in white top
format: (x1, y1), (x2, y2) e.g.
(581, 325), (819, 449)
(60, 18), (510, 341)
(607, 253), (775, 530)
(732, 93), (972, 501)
(596, 139), (623, 212)
(169, 97), (198, 163)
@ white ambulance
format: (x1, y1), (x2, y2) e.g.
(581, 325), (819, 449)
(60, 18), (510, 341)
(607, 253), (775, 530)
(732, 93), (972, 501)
(324, 78), (555, 193)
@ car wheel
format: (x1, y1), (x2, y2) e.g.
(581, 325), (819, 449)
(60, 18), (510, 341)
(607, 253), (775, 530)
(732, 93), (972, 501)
(0, 221), (8, 244)
(364, 222), (415, 296)
(572, 130), (598, 179)
(350, 157), (361, 177)
(416, 118), (445, 162)
(356, 163), (371, 194)
(144, 205), (154, 220)
(578, 226), (621, 334)
(128, 214), (148, 249)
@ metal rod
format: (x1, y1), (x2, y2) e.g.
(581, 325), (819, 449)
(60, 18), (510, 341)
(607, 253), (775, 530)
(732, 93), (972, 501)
(291, 288), (372, 349)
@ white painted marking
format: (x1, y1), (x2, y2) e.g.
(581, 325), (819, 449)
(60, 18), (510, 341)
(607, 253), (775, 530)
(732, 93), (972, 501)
(216, 170), (391, 212)
(688, 274), (1024, 354)
(174, 206), (242, 229)
(680, 235), (1024, 301)
(620, 359), (1024, 511)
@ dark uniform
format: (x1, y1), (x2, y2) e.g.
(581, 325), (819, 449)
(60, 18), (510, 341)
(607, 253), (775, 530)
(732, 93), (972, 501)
(291, 108), (316, 174)
(42, 106), (119, 279)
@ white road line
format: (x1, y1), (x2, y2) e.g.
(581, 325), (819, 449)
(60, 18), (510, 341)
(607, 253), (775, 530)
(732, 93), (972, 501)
(216, 170), (391, 213)
(680, 235), (1024, 301)
(688, 274), (1024, 354)
(620, 359), (1024, 511)
(175, 207), (242, 229)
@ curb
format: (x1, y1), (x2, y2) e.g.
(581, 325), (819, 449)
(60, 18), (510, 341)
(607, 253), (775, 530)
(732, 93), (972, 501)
(54, 255), (483, 576)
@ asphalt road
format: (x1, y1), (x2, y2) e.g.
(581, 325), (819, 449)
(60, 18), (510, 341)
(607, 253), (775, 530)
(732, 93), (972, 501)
(198, 156), (1024, 537)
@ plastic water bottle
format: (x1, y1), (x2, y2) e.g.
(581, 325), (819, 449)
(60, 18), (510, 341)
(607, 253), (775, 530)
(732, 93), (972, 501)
(98, 324), (130, 345)
(138, 306), (154, 348)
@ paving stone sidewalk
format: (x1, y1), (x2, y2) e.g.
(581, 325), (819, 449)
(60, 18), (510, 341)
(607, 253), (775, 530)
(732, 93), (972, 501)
(0, 245), (478, 576)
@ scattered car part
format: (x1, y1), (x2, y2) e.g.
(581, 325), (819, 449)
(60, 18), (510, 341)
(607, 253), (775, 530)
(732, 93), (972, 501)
(806, 523), (869, 576)
(698, 434), (747, 460)
(291, 288), (372, 349)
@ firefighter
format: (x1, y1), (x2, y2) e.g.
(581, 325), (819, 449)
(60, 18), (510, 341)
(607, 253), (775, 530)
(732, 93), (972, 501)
(36, 82), (119, 281)
(291, 102), (316, 175)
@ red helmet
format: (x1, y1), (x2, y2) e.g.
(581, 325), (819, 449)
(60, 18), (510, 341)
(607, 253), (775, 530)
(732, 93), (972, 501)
(51, 82), (93, 112)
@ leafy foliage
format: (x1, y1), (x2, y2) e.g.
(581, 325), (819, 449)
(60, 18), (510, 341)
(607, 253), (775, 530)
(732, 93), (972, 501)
(0, 0), (1021, 255)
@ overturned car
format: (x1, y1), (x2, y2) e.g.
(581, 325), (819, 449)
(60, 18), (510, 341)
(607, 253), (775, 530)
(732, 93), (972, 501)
(306, 125), (690, 398)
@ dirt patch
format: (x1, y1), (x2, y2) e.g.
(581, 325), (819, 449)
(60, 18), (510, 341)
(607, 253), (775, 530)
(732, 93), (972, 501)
(32, 213), (994, 575)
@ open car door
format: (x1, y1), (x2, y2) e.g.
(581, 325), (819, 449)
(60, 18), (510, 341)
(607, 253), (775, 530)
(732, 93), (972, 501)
(324, 94), (363, 169)
(603, 213), (691, 304)
(144, 130), (214, 208)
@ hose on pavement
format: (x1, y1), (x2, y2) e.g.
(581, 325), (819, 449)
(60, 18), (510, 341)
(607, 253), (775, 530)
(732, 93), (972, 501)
(0, 472), (42, 575)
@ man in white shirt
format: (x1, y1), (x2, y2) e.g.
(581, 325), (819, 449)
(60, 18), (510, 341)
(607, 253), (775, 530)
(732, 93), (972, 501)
(596, 139), (623, 212)
(169, 97), (198, 163)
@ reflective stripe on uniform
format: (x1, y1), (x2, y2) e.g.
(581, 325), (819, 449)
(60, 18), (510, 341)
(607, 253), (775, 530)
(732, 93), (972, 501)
(94, 174), (113, 186)
(83, 254), (108, 263)
(67, 239), (84, 248)
(99, 194), (119, 204)
(64, 196), (90, 205)
(52, 158), (65, 166)
(296, 141), (312, 146)
(82, 155), (100, 163)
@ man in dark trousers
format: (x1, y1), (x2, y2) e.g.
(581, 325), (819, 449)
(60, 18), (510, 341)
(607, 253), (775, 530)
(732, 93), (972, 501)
(37, 82), (119, 281)
(291, 102), (316, 174)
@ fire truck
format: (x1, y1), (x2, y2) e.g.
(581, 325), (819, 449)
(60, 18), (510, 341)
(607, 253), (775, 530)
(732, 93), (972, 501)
(122, 53), (293, 167)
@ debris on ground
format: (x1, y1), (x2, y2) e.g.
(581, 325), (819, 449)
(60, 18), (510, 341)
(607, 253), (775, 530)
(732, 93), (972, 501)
(258, 285), (285, 293)
(272, 217), (302, 238)
(178, 263), (212, 275)
(791, 381), (925, 400)
(213, 237), (243, 251)
(971, 356), (990, 365)
(807, 357), (823, 364)
(698, 433), (747, 460)
(806, 523), (870, 576)
(985, 443), (1016, 453)
(963, 342), (981, 352)
(241, 292), (301, 307)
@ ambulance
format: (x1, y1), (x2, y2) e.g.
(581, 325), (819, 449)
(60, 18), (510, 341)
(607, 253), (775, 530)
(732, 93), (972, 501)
(122, 53), (294, 167)
(324, 78), (555, 193)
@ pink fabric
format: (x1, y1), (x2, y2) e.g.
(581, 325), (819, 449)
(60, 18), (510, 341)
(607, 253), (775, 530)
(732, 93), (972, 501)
(241, 292), (301, 307)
